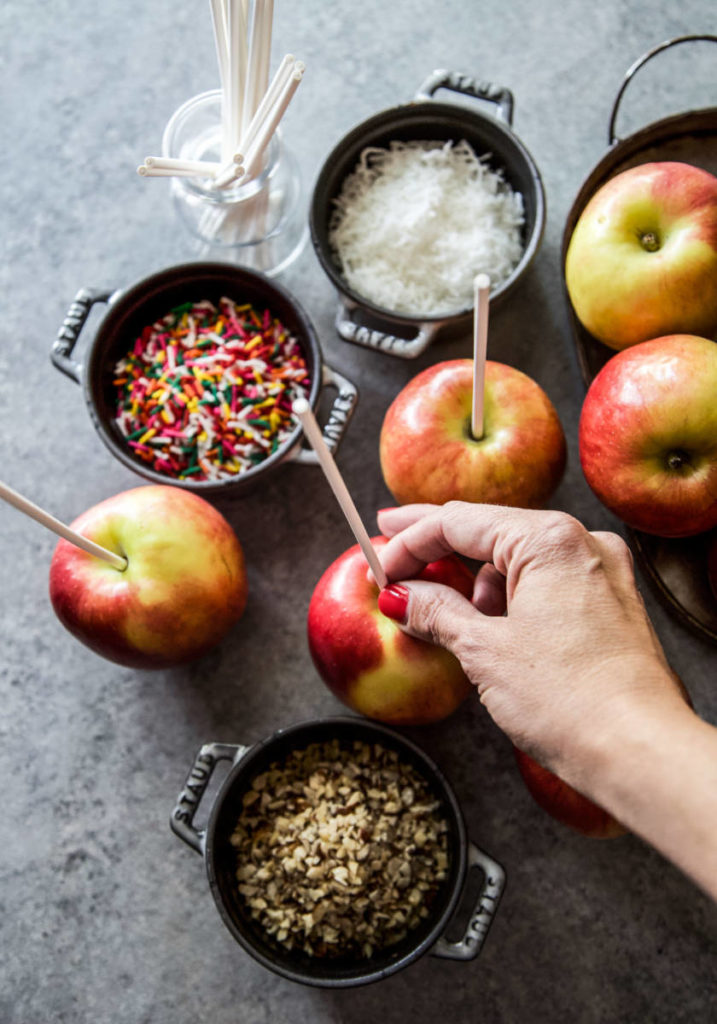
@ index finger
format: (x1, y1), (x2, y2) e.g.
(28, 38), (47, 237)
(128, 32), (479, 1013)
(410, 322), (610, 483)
(377, 501), (567, 581)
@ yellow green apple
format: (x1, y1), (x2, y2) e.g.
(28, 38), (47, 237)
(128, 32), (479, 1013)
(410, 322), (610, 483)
(565, 161), (717, 349)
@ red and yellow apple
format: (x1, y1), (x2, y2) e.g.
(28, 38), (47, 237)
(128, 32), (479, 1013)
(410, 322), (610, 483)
(379, 359), (566, 509)
(307, 536), (474, 725)
(49, 485), (248, 668)
(513, 747), (626, 839)
(579, 334), (717, 537)
(565, 161), (717, 350)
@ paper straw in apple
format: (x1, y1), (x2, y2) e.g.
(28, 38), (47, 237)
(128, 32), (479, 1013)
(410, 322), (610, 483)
(471, 273), (491, 441)
(292, 399), (389, 590)
(0, 480), (128, 571)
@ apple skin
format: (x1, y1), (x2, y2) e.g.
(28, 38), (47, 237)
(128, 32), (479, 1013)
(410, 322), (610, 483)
(513, 747), (626, 838)
(307, 536), (474, 725)
(49, 486), (248, 668)
(579, 334), (717, 537)
(379, 359), (566, 509)
(565, 161), (717, 350)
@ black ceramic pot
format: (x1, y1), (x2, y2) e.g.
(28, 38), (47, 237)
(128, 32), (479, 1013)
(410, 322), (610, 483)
(51, 262), (358, 496)
(310, 69), (545, 358)
(171, 716), (505, 987)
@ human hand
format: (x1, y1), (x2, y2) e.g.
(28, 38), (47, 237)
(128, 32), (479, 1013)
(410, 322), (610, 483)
(375, 502), (686, 790)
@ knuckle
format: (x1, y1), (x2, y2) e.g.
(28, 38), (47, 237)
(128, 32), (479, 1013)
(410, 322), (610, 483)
(535, 511), (589, 558)
(440, 500), (472, 536)
(593, 530), (634, 568)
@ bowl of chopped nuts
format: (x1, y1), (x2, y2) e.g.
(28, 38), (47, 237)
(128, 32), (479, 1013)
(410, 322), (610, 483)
(50, 262), (358, 495)
(171, 716), (505, 987)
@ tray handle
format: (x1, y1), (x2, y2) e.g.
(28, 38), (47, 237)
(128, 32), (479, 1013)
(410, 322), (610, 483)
(415, 69), (514, 126)
(609, 34), (717, 145)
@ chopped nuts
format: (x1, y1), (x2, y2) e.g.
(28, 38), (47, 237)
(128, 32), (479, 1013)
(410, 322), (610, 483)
(230, 739), (450, 959)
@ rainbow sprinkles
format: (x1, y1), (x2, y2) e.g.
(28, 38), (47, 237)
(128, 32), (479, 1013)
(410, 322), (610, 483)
(113, 297), (310, 482)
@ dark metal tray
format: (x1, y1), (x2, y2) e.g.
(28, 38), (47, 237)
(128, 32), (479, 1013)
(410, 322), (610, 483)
(560, 35), (717, 645)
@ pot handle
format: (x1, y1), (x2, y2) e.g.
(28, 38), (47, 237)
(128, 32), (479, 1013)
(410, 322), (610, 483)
(415, 68), (514, 126)
(51, 287), (116, 384)
(608, 34), (717, 145)
(335, 298), (440, 360)
(430, 841), (506, 961)
(170, 742), (251, 855)
(289, 362), (359, 464)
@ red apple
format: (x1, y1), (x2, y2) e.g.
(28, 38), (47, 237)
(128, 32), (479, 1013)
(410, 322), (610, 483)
(513, 747), (626, 839)
(379, 359), (566, 509)
(307, 536), (474, 725)
(579, 334), (717, 537)
(565, 161), (717, 350)
(49, 485), (247, 668)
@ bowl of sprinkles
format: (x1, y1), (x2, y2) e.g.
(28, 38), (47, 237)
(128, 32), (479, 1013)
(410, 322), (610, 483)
(51, 263), (357, 495)
(310, 68), (545, 358)
(171, 717), (506, 987)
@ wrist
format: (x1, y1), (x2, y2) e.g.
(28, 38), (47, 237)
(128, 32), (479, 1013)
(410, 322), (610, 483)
(548, 665), (694, 811)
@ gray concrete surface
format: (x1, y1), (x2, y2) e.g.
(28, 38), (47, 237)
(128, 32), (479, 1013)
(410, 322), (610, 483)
(1, 2), (716, 1021)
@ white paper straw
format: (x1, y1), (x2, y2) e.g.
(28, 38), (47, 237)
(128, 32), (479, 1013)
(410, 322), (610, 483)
(240, 64), (304, 181)
(208, 0), (231, 159)
(144, 156), (222, 175)
(243, 0), (274, 125)
(0, 481), (128, 571)
(471, 274), (491, 440)
(241, 0), (262, 128)
(211, 161), (246, 189)
(292, 399), (388, 589)
(227, 0), (248, 152)
(137, 164), (222, 179)
(235, 52), (295, 161)
(258, 0), (274, 99)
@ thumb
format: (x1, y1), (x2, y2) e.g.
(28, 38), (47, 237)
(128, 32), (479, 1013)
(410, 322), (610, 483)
(378, 578), (489, 656)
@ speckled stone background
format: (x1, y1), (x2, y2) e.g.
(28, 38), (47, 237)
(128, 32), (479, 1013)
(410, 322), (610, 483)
(1, 2), (716, 1022)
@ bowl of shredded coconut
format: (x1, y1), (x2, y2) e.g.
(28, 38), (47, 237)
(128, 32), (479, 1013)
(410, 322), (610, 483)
(310, 69), (545, 358)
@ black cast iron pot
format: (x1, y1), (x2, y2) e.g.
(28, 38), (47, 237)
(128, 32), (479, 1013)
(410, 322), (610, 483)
(51, 262), (358, 496)
(171, 716), (505, 987)
(310, 69), (545, 358)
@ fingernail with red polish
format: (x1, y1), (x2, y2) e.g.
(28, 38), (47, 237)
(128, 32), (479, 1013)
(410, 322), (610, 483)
(378, 584), (409, 623)
(376, 507), (398, 516)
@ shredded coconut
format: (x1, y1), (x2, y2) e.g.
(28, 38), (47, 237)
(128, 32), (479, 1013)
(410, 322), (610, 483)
(328, 139), (525, 316)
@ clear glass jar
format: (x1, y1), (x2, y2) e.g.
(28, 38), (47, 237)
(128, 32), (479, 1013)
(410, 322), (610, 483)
(161, 90), (307, 275)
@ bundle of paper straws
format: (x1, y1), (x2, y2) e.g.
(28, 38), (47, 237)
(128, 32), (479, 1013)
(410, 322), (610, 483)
(138, 0), (304, 189)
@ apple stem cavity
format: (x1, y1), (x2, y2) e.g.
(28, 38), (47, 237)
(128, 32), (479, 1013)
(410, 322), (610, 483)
(639, 230), (661, 253)
(471, 273), (491, 441)
(0, 479), (129, 572)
